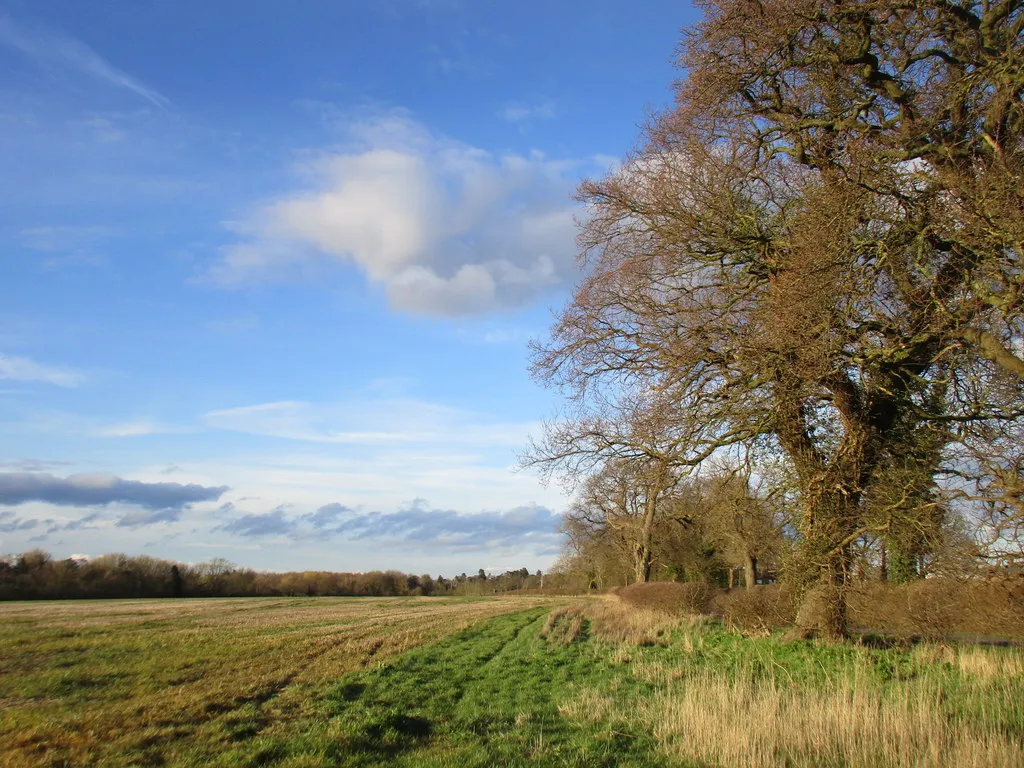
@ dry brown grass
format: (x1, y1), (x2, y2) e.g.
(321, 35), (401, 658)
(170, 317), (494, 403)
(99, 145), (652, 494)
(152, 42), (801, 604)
(910, 642), (1024, 682)
(955, 646), (1024, 681)
(639, 673), (1022, 768)
(583, 596), (683, 646)
(552, 596), (1024, 768)
(559, 659), (1024, 768)
(0, 596), (562, 768)
(540, 595), (717, 651)
(539, 605), (587, 644)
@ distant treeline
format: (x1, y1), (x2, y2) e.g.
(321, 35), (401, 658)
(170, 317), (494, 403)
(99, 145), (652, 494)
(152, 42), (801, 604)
(0, 550), (559, 601)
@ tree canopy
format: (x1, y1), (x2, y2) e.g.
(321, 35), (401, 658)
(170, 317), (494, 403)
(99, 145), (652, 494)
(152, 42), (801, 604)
(531, 0), (1023, 639)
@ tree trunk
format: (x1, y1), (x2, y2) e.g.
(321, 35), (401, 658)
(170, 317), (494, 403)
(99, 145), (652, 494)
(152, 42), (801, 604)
(789, 551), (849, 642)
(633, 492), (658, 583)
(728, 567), (736, 590)
(633, 542), (653, 583)
(744, 554), (758, 590)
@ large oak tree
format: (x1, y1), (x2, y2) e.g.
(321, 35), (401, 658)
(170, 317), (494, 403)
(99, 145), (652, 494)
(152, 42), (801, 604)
(532, 0), (1023, 639)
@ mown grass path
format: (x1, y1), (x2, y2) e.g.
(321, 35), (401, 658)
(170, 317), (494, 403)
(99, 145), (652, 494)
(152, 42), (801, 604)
(235, 607), (665, 767)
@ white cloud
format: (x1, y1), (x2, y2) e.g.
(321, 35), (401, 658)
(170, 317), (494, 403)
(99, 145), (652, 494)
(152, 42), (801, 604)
(203, 398), (537, 448)
(0, 353), (84, 387)
(134, 449), (566, 532)
(211, 113), (588, 315)
(95, 421), (190, 438)
(498, 100), (557, 124)
(0, 15), (170, 108)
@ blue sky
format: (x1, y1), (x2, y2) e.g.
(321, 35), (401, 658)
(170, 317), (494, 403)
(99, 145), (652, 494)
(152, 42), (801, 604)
(0, 0), (696, 574)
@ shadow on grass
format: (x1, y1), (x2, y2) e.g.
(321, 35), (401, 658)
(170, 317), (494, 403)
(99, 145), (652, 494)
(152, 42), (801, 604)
(300, 608), (663, 767)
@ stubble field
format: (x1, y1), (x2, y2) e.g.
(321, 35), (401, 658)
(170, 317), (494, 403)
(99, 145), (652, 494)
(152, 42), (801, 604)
(0, 596), (562, 767)
(2, 595), (1023, 767)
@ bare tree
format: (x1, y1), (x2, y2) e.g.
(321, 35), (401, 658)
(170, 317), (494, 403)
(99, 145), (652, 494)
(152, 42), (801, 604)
(704, 471), (786, 589)
(563, 456), (688, 583)
(532, 0), (1023, 639)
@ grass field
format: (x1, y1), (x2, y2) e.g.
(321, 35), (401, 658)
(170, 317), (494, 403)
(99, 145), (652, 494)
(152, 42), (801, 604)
(2, 596), (1023, 767)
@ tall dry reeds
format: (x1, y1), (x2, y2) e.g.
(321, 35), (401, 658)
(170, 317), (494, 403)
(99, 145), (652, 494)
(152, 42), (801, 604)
(637, 671), (1022, 768)
(560, 643), (1024, 767)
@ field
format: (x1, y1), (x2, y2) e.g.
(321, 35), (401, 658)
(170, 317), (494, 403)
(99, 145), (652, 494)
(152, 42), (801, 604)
(2, 596), (1023, 767)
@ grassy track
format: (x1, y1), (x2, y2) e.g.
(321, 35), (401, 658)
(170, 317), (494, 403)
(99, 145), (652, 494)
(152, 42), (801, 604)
(2, 596), (1023, 766)
(234, 607), (665, 767)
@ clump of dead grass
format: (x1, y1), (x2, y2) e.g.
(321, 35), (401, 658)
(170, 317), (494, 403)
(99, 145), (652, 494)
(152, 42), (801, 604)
(588, 598), (681, 646)
(539, 606), (587, 645)
(542, 597), (692, 648)
(954, 646), (1024, 681)
(556, 687), (620, 723)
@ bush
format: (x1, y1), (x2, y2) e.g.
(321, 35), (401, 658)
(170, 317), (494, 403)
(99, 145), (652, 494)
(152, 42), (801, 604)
(848, 576), (1024, 640)
(712, 585), (797, 636)
(616, 581), (715, 616)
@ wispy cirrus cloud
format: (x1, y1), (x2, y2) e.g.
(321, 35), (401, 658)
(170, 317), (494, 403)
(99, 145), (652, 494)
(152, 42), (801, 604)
(0, 353), (84, 387)
(19, 225), (121, 253)
(204, 398), (536, 447)
(0, 459), (72, 472)
(498, 99), (556, 125)
(0, 15), (170, 108)
(94, 421), (192, 438)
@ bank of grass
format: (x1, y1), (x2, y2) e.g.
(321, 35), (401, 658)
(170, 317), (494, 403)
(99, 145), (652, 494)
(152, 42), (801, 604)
(561, 601), (1024, 767)
(2, 595), (1022, 766)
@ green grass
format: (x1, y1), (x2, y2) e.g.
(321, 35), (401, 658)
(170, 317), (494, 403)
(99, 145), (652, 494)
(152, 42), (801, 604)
(210, 604), (1024, 767)
(228, 608), (666, 767)
(0, 596), (563, 767)
(2, 597), (1023, 767)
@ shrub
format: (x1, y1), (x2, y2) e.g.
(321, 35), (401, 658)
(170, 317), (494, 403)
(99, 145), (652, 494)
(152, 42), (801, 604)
(616, 581), (715, 616)
(848, 576), (1024, 640)
(712, 585), (797, 636)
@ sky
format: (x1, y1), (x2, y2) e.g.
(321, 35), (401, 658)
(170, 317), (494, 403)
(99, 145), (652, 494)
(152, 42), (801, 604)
(0, 0), (697, 575)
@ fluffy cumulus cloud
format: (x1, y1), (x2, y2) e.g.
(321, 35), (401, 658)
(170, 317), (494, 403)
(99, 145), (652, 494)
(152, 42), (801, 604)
(305, 502), (352, 529)
(0, 472), (228, 512)
(213, 113), (588, 315)
(216, 499), (562, 553)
